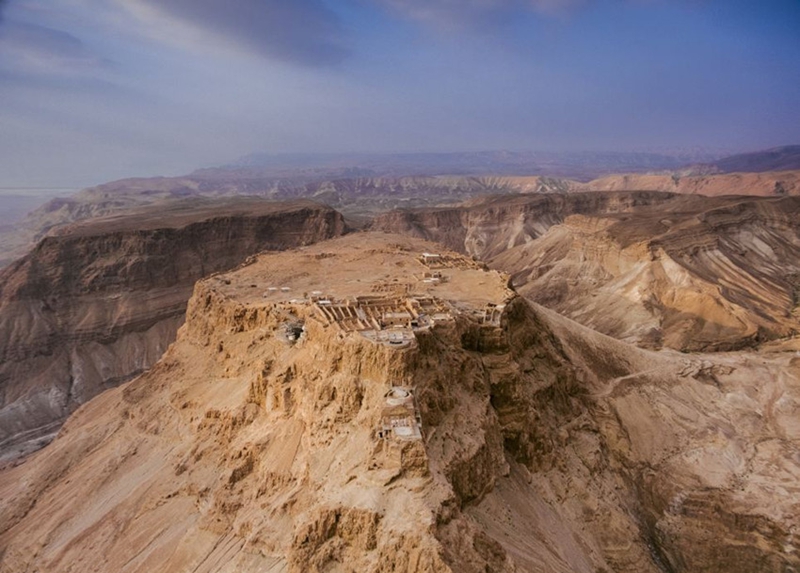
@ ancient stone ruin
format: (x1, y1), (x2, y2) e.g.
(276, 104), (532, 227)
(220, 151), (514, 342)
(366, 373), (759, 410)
(377, 387), (422, 441)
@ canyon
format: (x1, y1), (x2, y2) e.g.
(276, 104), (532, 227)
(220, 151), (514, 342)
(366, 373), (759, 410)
(1, 167), (800, 572)
(0, 234), (796, 572)
(3, 169), (798, 269)
(0, 198), (346, 464)
(374, 191), (800, 351)
(1, 0), (796, 566)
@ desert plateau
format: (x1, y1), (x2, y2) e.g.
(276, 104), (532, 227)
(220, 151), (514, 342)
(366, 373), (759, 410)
(2, 163), (800, 573)
(2, 1), (799, 571)
(2, 234), (798, 572)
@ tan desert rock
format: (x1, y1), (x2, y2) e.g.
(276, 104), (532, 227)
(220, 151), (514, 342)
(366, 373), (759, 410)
(0, 233), (797, 572)
(0, 198), (346, 463)
(374, 192), (800, 351)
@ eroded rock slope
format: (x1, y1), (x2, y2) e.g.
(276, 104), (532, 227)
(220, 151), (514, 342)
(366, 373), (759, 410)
(374, 192), (800, 350)
(0, 198), (346, 462)
(6, 169), (796, 268)
(0, 234), (796, 572)
(579, 170), (800, 197)
(0, 176), (572, 267)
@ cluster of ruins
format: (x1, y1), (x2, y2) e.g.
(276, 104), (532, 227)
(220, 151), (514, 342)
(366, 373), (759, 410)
(257, 252), (510, 444)
(313, 293), (453, 348)
(262, 251), (506, 349)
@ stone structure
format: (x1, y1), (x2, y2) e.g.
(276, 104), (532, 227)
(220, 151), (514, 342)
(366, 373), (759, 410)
(378, 387), (422, 441)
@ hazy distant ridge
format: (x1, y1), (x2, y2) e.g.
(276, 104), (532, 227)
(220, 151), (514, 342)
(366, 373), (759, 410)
(219, 149), (726, 181)
(693, 145), (800, 174)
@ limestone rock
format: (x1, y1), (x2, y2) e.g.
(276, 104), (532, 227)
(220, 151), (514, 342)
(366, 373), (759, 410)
(0, 234), (796, 572)
(374, 192), (800, 351)
(0, 198), (346, 463)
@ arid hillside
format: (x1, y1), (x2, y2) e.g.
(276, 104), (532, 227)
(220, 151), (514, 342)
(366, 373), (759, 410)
(0, 176), (572, 267)
(579, 170), (800, 197)
(0, 234), (796, 572)
(3, 169), (798, 269)
(0, 198), (346, 463)
(6, 169), (800, 267)
(373, 192), (800, 350)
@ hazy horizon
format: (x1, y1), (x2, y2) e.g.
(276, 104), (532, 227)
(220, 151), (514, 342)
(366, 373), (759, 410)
(1, 0), (798, 188)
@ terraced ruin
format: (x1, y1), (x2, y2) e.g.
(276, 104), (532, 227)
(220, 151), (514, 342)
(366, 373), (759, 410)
(249, 247), (512, 351)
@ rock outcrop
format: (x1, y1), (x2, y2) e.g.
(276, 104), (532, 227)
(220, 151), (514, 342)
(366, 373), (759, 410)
(0, 234), (797, 572)
(0, 175), (573, 268)
(373, 192), (800, 351)
(0, 198), (346, 462)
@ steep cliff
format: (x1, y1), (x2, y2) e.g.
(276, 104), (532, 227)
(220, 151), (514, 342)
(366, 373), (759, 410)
(4, 169), (797, 268)
(0, 234), (797, 572)
(373, 192), (800, 351)
(0, 198), (347, 462)
(0, 176), (572, 267)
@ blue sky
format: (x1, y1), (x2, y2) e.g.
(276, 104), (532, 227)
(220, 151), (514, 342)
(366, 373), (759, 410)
(0, 0), (798, 187)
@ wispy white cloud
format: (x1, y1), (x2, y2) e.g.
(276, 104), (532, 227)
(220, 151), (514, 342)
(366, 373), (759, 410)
(376, 0), (587, 28)
(0, 0), (796, 189)
(0, 21), (111, 77)
(113, 0), (351, 67)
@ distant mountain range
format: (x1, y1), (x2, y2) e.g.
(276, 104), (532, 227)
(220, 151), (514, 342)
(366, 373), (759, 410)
(202, 146), (800, 183)
(1, 144), (798, 269)
(215, 149), (727, 182)
(697, 145), (800, 174)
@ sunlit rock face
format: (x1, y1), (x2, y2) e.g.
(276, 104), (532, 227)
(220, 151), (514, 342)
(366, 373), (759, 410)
(374, 191), (800, 351)
(0, 233), (797, 573)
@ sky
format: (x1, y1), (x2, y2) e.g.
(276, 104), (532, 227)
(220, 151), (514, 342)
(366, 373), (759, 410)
(0, 0), (798, 187)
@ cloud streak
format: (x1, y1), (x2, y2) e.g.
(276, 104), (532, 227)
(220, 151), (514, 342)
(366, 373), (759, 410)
(122, 0), (350, 66)
(376, 0), (587, 28)
(0, 0), (797, 189)
(0, 21), (110, 77)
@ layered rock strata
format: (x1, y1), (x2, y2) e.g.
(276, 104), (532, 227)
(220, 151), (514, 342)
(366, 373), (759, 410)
(0, 198), (346, 462)
(1, 234), (797, 572)
(578, 170), (800, 197)
(374, 192), (800, 351)
(6, 169), (797, 268)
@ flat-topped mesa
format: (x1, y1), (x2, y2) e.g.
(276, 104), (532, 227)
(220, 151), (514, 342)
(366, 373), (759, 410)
(112, 233), (572, 570)
(4, 232), (798, 572)
(183, 234), (517, 467)
(186, 236), (550, 530)
(186, 233), (514, 353)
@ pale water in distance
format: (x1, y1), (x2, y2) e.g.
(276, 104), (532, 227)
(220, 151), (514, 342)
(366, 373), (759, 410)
(0, 188), (78, 227)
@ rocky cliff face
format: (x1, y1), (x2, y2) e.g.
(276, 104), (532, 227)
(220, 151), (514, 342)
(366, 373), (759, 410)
(373, 192), (800, 351)
(372, 191), (680, 258)
(0, 234), (797, 572)
(0, 175), (572, 267)
(4, 169), (797, 268)
(0, 198), (346, 462)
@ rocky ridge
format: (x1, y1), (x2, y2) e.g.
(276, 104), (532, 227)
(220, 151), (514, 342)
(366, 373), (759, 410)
(0, 198), (346, 463)
(0, 176), (565, 267)
(579, 170), (800, 197)
(697, 145), (800, 174)
(4, 169), (797, 269)
(0, 234), (797, 572)
(372, 192), (800, 351)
